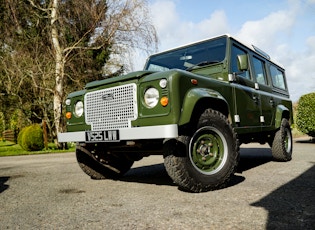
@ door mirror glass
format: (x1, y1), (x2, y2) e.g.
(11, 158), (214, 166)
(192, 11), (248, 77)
(237, 54), (248, 71)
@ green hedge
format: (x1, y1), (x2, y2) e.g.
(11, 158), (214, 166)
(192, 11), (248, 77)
(17, 124), (44, 151)
(296, 92), (315, 137)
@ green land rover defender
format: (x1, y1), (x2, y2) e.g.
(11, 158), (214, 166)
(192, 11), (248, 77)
(58, 34), (293, 192)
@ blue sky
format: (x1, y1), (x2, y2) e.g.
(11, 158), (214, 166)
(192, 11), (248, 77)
(140, 0), (315, 102)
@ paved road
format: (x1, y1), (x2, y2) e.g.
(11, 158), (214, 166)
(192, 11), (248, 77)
(0, 138), (314, 230)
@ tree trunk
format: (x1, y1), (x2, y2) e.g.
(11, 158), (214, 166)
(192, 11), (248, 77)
(51, 0), (64, 147)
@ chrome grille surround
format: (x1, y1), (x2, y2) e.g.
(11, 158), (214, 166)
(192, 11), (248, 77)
(84, 83), (137, 131)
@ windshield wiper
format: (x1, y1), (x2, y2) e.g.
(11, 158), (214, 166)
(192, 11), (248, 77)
(185, 60), (220, 71)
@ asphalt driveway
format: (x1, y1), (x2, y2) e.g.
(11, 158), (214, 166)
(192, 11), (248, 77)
(0, 138), (314, 229)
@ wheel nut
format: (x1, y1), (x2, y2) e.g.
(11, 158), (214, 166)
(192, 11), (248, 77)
(202, 156), (207, 161)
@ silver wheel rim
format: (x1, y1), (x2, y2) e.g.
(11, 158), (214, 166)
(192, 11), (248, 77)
(189, 126), (228, 175)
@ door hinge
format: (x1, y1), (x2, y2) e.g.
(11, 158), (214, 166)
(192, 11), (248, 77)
(234, 115), (240, 123)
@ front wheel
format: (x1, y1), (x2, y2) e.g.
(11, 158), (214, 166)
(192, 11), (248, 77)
(271, 118), (293, 161)
(164, 109), (239, 192)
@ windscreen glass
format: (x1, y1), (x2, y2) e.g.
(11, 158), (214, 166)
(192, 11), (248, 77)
(145, 37), (227, 71)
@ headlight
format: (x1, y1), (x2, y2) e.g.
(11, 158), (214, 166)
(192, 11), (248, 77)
(74, 101), (84, 117)
(144, 88), (159, 108)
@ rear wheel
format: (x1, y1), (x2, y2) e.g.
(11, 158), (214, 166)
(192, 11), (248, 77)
(164, 109), (239, 192)
(76, 144), (134, 179)
(271, 118), (293, 161)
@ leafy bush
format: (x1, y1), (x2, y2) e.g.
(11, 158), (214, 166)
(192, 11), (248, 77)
(17, 124), (44, 151)
(296, 92), (315, 137)
(10, 109), (29, 133)
(17, 127), (26, 148)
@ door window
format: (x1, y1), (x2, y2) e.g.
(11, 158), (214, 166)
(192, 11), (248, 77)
(253, 57), (267, 85)
(231, 45), (250, 79)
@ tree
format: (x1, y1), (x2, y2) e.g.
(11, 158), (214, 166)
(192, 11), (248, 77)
(0, 0), (158, 145)
(296, 92), (315, 137)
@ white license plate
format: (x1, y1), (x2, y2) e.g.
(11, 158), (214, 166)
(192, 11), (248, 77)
(85, 130), (120, 142)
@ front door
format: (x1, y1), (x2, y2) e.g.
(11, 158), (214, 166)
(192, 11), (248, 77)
(230, 44), (261, 131)
(232, 77), (261, 129)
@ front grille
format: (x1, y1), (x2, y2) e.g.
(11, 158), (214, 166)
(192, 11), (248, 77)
(84, 83), (137, 131)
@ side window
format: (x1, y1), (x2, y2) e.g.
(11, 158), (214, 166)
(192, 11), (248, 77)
(231, 45), (250, 79)
(253, 57), (267, 85)
(270, 65), (286, 90)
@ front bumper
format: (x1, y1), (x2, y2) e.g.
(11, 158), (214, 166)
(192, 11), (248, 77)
(57, 124), (178, 143)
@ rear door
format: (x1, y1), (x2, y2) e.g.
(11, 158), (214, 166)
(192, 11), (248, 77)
(267, 64), (291, 123)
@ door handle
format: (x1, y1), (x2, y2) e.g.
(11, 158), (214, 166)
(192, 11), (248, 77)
(269, 99), (274, 106)
(253, 95), (259, 103)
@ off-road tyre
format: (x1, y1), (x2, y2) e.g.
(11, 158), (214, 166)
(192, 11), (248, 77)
(271, 118), (293, 161)
(164, 109), (239, 192)
(76, 144), (134, 179)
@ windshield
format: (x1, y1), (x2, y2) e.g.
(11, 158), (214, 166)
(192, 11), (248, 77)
(144, 37), (227, 71)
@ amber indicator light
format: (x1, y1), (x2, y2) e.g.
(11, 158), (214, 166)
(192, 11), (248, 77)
(160, 97), (169, 107)
(66, 112), (72, 119)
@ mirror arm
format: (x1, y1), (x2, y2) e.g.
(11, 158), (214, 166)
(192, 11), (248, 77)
(228, 73), (236, 82)
(229, 72), (245, 82)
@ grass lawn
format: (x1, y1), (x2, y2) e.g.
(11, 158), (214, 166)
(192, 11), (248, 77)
(0, 140), (75, 157)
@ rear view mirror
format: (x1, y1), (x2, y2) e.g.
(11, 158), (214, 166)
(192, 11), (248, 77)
(237, 54), (248, 71)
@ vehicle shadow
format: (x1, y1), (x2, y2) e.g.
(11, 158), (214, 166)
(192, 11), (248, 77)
(122, 163), (174, 186)
(0, 176), (10, 193)
(251, 164), (315, 229)
(295, 137), (315, 144)
(123, 163), (246, 189)
(237, 147), (273, 173)
(122, 147), (273, 189)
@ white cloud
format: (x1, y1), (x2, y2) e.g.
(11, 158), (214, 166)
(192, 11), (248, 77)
(134, 0), (229, 69)
(150, 0), (229, 51)
(306, 36), (315, 51)
(150, 1), (178, 38)
(233, 4), (306, 101)
(236, 9), (296, 50)
(194, 10), (230, 40)
(231, 1), (315, 101)
(138, 0), (315, 101)
(282, 36), (315, 101)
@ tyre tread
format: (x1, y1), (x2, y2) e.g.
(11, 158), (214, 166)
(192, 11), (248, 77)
(164, 109), (239, 192)
(271, 118), (292, 162)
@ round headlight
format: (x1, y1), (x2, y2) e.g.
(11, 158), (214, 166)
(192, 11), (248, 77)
(74, 101), (84, 117)
(144, 88), (159, 108)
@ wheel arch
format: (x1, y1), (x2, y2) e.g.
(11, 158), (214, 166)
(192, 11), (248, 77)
(178, 88), (230, 134)
(275, 105), (291, 129)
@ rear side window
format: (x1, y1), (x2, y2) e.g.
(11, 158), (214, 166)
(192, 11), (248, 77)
(270, 65), (286, 90)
